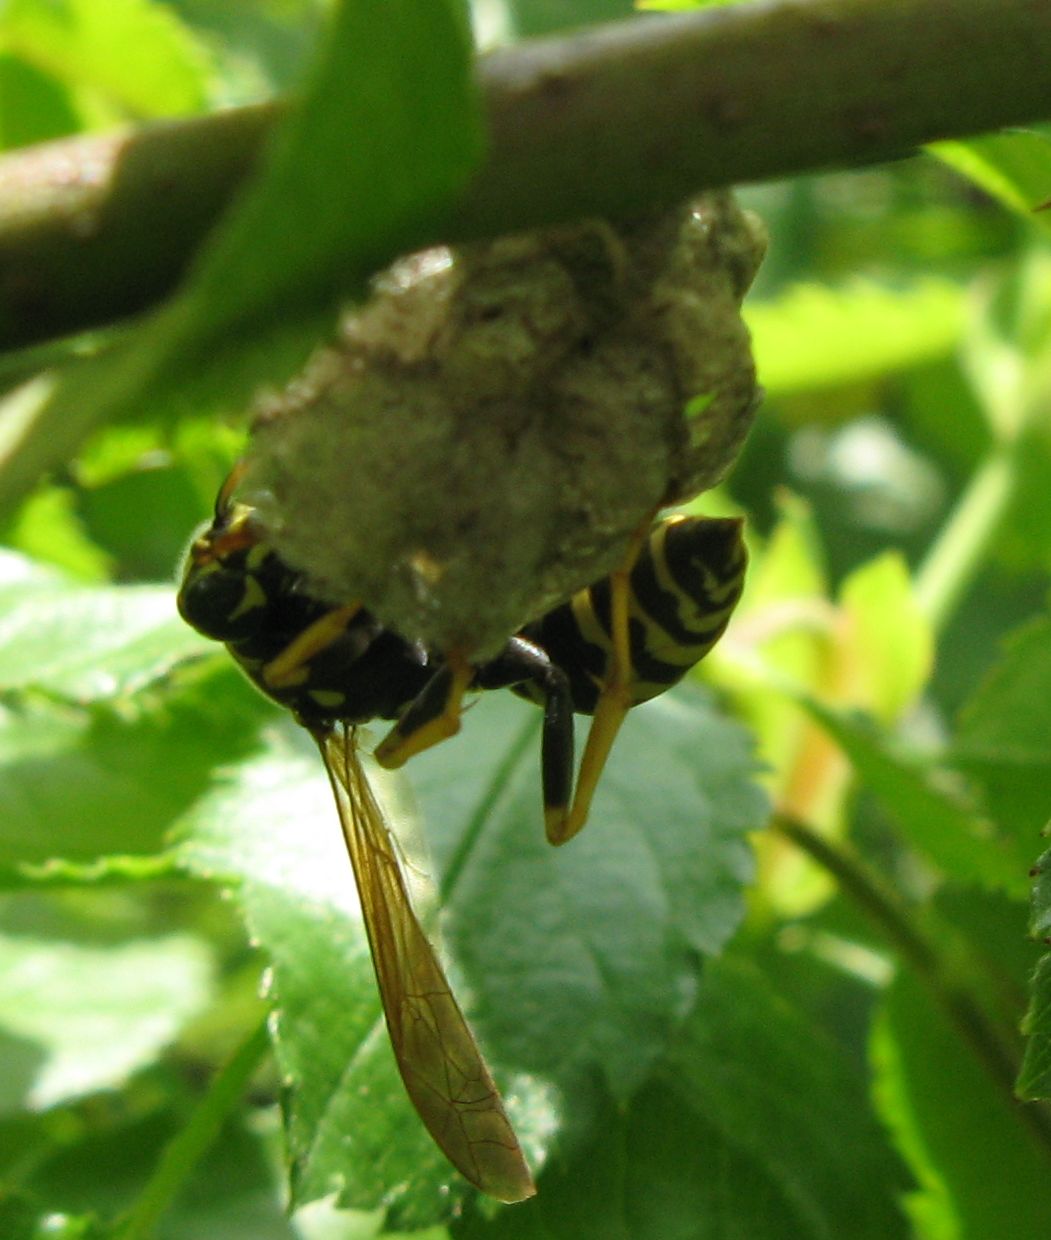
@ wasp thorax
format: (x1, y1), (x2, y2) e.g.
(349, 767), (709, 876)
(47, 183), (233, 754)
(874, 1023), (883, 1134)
(242, 194), (765, 656)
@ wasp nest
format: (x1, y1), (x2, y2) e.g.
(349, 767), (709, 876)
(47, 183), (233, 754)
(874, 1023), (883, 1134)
(244, 193), (765, 656)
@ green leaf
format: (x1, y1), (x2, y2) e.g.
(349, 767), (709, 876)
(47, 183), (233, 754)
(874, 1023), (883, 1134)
(75, 460), (210, 582)
(0, 933), (213, 1112)
(2, 487), (112, 581)
(872, 969), (1051, 1239)
(175, 732), (459, 1224)
(1019, 951), (1051, 1100)
(0, 664), (265, 866)
(0, 51), (79, 148)
(175, 687), (765, 1224)
(416, 691), (766, 1099)
(0, 556), (211, 701)
(703, 497), (834, 914)
(2, 0), (485, 520)
(839, 552), (933, 720)
(655, 958), (909, 1239)
(933, 130), (1051, 228)
(457, 957), (909, 1240)
(177, 0), (482, 346)
(160, 1115), (381, 1240)
(952, 615), (1051, 853)
(1, 0), (211, 119)
(955, 615), (1051, 762)
(801, 700), (1028, 896)
(745, 279), (965, 397)
(1020, 845), (1051, 1099)
(1031, 844), (1051, 942)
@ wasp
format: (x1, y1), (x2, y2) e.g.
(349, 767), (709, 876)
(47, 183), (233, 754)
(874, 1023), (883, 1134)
(177, 467), (746, 1202)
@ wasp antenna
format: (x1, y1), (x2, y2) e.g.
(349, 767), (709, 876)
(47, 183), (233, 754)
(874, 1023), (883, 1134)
(215, 459), (249, 522)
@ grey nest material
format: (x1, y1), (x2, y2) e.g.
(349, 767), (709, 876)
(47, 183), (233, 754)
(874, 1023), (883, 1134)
(245, 192), (766, 657)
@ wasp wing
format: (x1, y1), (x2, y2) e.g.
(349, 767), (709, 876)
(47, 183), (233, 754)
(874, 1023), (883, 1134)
(314, 725), (535, 1203)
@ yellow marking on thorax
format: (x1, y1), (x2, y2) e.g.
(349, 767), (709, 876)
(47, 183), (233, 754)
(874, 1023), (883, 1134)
(245, 541), (270, 571)
(309, 688), (347, 709)
(262, 603), (362, 689)
(228, 573), (268, 621)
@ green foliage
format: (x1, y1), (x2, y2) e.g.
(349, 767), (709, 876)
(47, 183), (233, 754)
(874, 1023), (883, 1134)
(745, 278), (967, 398)
(0, 0), (212, 135)
(172, 690), (765, 1227)
(8, 0), (484, 529)
(457, 958), (910, 1240)
(0, 933), (213, 1113)
(1, 5), (1051, 1239)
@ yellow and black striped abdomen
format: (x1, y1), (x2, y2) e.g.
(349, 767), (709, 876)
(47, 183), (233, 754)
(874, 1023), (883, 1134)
(516, 515), (746, 714)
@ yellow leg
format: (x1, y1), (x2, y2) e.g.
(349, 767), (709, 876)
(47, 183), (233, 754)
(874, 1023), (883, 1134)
(548, 514), (655, 846)
(262, 604), (362, 689)
(374, 652), (473, 770)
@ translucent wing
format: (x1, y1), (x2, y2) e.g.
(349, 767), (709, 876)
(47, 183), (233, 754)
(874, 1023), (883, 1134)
(314, 725), (535, 1203)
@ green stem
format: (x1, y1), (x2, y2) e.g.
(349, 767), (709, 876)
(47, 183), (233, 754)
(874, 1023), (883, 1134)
(113, 1017), (271, 1240)
(772, 813), (1051, 1162)
(914, 443), (1018, 636)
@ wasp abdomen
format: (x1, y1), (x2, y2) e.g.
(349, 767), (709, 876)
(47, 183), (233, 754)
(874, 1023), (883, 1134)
(516, 515), (746, 714)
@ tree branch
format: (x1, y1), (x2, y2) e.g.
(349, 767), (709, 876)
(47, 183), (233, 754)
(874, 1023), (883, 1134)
(1, 0), (1050, 350)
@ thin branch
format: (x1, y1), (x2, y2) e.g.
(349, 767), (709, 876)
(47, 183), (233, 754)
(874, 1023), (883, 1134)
(1, 0), (1051, 350)
(112, 1016), (271, 1240)
(915, 443), (1019, 636)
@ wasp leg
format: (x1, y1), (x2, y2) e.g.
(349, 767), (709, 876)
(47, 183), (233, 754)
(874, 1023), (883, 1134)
(556, 513), (656, 846)
(374, 651), (473, 769)
(261, 603), (362, 689)
(474, 636), (576, 842)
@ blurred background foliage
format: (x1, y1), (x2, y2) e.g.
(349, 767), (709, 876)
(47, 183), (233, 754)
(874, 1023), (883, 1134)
(1, 0), (1051, 1237)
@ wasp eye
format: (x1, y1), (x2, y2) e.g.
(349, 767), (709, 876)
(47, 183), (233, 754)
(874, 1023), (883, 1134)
(178, 566), (267, 640)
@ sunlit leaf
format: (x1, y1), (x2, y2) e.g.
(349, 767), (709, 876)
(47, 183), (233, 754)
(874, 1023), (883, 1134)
(1, 486), (111, 581)
(745, 279), (965, 397)
(0, 933), (213, 1112)
(839, 552), (933, 721)
(872, 967), (1049, 1239)
(0, 553), (210, 700)
(0, 664), (264, 865)
(933, 130), (1051, 227)
(1, 0), (211, 119)
(417, 692), (765, 1100)
(961, 249), (1051, 442)
(175, 687), (765, 1225)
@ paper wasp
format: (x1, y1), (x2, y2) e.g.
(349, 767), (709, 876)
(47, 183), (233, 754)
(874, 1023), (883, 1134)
(177, 466), (746, 1201)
